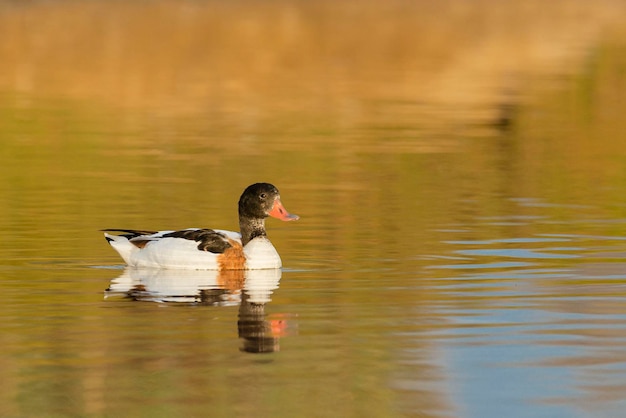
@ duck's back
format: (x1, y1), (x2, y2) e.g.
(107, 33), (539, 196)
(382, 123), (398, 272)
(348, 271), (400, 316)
(105, 229), (244, 270)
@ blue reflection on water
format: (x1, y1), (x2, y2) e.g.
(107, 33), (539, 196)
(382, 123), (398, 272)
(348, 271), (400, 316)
(428, 261), (534, 269)
(456, 248), (581, 259)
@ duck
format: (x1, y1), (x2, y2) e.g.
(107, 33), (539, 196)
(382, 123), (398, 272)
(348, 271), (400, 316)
(103, 183), (299, 270)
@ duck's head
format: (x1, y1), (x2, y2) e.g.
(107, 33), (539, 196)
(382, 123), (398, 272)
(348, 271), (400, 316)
(238, 183), (299, 222)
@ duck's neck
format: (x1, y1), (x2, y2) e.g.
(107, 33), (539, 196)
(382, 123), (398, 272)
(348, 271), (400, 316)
(239, 217), (266, 246)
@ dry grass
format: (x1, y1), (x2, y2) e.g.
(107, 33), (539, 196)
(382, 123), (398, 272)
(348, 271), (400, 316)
(0, 0), (624, 141)
(0, 0), (623, 103)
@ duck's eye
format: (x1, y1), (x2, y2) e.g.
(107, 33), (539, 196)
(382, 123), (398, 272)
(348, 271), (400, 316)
(259, 193), (267, 199)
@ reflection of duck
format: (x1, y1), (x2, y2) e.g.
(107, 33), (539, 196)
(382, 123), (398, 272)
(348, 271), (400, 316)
(105, 267), (293, 353)
(105, 267), (281, 305)
(238, 291), (291, 354)
(103, 183), (299, 270)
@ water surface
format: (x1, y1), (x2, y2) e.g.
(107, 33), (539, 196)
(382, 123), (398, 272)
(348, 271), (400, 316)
(2, 1), (626, 417)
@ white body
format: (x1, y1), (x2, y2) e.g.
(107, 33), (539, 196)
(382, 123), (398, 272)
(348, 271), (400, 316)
(104, 229), (283, 270)
(243, 236), (283, 270)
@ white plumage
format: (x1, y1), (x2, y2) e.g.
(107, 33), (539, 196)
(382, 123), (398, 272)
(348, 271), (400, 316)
(103, 183), (298, 270)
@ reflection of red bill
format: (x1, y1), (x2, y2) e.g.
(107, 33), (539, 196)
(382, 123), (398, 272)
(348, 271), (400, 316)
(268, 313), (298, 337)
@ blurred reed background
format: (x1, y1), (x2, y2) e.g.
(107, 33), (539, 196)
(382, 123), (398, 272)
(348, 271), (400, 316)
(1, 0), (624, 143)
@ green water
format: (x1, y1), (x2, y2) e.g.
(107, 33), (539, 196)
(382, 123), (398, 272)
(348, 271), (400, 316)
(2, 2), (626, 417)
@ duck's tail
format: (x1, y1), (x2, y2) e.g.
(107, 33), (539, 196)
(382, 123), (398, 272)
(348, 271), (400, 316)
(103, 232), (139, 265)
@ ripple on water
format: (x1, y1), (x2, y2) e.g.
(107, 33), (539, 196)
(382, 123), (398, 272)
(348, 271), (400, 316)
(412, 229), (626, 418)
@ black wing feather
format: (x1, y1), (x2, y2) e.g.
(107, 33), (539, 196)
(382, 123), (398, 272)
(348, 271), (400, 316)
(101, 229), (159, 240)
(161, 229), (233, 253)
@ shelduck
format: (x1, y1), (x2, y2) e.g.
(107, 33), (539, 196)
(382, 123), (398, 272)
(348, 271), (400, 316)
(103, 183), (299, 270)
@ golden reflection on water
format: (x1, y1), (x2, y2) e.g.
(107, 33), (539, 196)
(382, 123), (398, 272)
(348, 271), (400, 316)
(1, 0), (626, 417)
